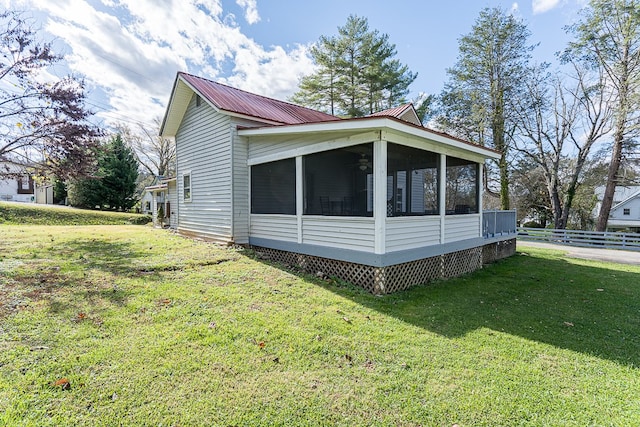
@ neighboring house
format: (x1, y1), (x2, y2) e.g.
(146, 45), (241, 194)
(594, 186), (640, 232)
(0, 163), (35, 203)
(140, 190), (153, 215)
(144, 177), (177, 228)
(159, 72), (516, 293)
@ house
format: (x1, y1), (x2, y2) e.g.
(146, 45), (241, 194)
(144, 177), (177, 228)
(0, 163), (35, 203)
(0, 163), (56, 205)
(159, 72), (516, 293)
(594, 186), (640, 232)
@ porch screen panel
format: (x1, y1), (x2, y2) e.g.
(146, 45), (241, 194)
(386, 143), (439, 216)
(445, 156), (478, 214)
(304, 143), (373, 217)
(251, 159), (296, 214)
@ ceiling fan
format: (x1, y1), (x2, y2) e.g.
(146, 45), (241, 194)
(357, 153), (372, 171)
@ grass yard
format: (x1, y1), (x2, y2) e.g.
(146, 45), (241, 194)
(0, 201), (151, 226)
(1, 224), (639, 426)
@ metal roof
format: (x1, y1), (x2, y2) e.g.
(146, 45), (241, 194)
(368, 103), (413, 118)
(179, 72), (339, 125)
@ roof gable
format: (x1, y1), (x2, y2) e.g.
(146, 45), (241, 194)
(612, 188), (640, 211)
(368, 103), (422, 126)
(160, 72), (339, 136)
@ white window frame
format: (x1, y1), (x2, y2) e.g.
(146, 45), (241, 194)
(183, 172), (192, 202)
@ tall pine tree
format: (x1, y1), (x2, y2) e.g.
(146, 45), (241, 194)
(291, 15), (416, 117)
(437, 7), (534, 210)
(101, 134), (139, 211)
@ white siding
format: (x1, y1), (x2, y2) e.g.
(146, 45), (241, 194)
(250, 214), (298, 242)
(176, 95), (233, 242)
(610, 197), (640, 220)
(249, 132), (356, 160)
(167, 181), (178, 229)
(385, 216), (441, 252)
(302, 217), (375, 252)
(444, 215), (481, 242)
(231, 118), (263, 244)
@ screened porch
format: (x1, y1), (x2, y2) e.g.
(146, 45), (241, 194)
(249, 140), (483, 257)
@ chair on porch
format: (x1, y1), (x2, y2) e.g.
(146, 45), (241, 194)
(320, 196), (330, 215)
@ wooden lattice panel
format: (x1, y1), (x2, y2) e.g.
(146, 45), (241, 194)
(304, 255), (376, 292)
(382, 256), (442, 294)
(443, 247), (482, 278)
(496, 239), (516, 259)
(251, 247), (376, 292)
(483, 239), (517, 264)
(253, 247), (300, 266)
(482, 243), (498, 264)
(252, 241), (512, 295)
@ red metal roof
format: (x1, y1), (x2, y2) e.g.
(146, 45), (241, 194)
(368, 103), (413, 118)
(179, 72), (340, 125)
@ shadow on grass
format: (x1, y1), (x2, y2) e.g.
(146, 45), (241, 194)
(255, 250), (640, 367)
(2, 238), (164, 318)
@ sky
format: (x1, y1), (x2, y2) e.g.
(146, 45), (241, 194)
(3, 0), (588, 133)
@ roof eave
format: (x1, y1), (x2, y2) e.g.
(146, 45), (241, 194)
(238, 116), (501, 159)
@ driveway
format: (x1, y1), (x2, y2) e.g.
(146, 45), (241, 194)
(517, 240), (640, 265)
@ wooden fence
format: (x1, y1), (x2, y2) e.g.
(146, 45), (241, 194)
(517, 227), (640, 251)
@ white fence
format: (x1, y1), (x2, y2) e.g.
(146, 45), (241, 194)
(517, 227), (640, 251)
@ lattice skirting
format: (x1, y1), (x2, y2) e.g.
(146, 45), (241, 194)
(252, 240), (515, 295)
(482, 238), (517, 264)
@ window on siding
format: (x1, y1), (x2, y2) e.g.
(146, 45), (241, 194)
(445, 156), (478, 215)
(387, 143), (439, 217)
(183, 174), (191, 202)
(251, 158), (296, 214)
(304, 143), (373, 217)
(623, 208), (630, 215)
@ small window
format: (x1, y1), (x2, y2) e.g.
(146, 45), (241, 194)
(623, 208), (630, 216)
(195, 95), (201, 107)
(183, 173), (192, 202)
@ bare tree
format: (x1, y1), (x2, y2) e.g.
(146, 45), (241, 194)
(116, 118), (175, 177)
(0, 11), (100, 178)
(514, 63), (613, 229)
(565, 0), (640, 231)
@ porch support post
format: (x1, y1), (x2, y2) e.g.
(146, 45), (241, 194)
(374, 139), (387, 254)
(478, 162), (483, 237)
(296, 156), (303, 244)
(439, 153), (446, 244)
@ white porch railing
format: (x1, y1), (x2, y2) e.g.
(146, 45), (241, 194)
(517, 227), (640, 251)
(483, 209), (517, 238)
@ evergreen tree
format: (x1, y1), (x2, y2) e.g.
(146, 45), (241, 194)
(100, 134), (139, 211)
(437, 7), (535, 210)
(67, 135), (139, 211)
(291, 15), (417, 117)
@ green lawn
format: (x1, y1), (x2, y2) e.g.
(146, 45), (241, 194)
(0, 201), (151, 225)
(1, 224), (639, 426)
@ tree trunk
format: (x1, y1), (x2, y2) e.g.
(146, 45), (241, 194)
(596, 129), (624, 231)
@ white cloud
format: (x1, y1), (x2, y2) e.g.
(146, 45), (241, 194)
(236, 0), (260, 24)
(532, 0), (562, 14)
(7, 0), (312, 131)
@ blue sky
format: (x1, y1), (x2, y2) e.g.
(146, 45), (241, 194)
(3, 0), (587, 132)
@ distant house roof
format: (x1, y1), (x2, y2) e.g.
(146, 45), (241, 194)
(161, 72), (339, 136)
(368, 103), (422, 126)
